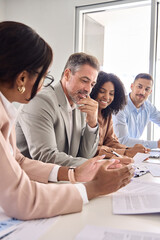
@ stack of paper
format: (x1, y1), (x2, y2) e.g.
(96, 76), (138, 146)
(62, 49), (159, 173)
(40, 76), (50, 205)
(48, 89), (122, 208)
(0, 207), (58, 240)
(112, 180), (160, 214)
(76, 225), (160, 240)
(133, 152), (160, 177)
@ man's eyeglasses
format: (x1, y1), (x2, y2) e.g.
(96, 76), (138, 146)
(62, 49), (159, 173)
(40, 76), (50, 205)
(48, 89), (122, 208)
(43, 72), (54, 87)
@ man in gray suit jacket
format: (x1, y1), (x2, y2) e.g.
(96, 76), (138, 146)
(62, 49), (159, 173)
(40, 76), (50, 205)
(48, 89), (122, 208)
(16, 53), (100, 166)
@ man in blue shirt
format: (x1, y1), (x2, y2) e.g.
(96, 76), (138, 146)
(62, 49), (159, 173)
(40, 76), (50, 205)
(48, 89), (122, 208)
(113, 73), (160, 149)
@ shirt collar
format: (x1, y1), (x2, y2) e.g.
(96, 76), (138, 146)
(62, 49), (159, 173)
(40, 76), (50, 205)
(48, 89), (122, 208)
(0, 92), (18, 122)
(128, 93), (144, 112)
(64, 94), (76, 112)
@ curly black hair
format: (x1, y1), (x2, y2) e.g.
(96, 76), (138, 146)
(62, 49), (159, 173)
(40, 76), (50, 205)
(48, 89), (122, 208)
(90, 71), (127, 119)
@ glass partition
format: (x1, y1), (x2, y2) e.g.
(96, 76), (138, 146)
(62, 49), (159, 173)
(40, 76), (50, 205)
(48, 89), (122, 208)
(76, 0), (160, 141)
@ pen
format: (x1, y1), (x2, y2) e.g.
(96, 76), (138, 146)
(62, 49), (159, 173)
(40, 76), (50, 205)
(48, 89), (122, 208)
(134, 170), (148, 178)
(111, 151), (122, 157)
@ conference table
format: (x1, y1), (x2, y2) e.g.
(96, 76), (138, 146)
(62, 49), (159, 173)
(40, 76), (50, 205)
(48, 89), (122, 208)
(39, 172), (160, 240)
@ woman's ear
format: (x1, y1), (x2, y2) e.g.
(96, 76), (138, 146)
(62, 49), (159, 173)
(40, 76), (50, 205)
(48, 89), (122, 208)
(16, 71), (29, 94)
(16, 71), (28, 87)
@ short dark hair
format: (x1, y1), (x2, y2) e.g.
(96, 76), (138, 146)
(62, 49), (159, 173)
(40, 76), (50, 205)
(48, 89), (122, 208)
(61, 52), (100, 78)
(0, 21), (53, 100)
(134, 73), (153, 82)
(90, 71), (127, 119)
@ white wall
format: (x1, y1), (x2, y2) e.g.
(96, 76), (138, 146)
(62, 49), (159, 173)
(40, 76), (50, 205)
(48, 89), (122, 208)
(0, 0), (5, 21)
(2, 0), (114, 81)
(84, 15), (104, 66)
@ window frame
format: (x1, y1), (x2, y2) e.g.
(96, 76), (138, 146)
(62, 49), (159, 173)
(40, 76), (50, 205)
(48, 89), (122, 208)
(75, 0), (160, 141)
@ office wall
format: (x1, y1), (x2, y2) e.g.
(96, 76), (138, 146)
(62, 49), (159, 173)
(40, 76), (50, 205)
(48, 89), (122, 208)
(84, 15), (104, 66)
(0, 0), (5, 21)
(1, 0), (114, 81)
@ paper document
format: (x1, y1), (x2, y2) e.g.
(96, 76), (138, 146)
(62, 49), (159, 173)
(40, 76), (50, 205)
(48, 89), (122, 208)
(132, 153), (160, 177)
(145, 163), (160, 177)
(151, 148), (160, 152)
(133, 152), (150, 164)
(0, 208), (22, 239)
(132, 153), (150, 177)
(149, 151), (160, 158)
(145, 158), (160, 164)
(3, 217), (58, 240)
(75, 225), (160, 240)
(0, 207), (58, 240)
(113, 180), (160, 214)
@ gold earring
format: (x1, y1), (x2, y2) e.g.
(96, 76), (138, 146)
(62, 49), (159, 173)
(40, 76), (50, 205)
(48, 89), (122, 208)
(17, 86), (25, 94)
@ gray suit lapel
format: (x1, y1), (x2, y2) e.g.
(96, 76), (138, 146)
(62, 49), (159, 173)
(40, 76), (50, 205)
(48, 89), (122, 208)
(53, 82), (71, 148)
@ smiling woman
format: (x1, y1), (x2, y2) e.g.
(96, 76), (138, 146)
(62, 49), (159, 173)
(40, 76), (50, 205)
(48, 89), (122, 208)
(90, 71), (148, 159)
(90, 71), (127, 158)
(90, 71), (126, 119)
(96, 81), (115, 111)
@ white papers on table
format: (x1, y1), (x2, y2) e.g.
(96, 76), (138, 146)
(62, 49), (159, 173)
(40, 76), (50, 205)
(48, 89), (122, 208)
(145, 158), (160, 165)
(112, 179), (160, 214)
(3, 217), (58, 240)
(133, 153), (150, 164)
(148, 148), (160, 160)
(151, 148), (160, 152)
(75, 225), (160, 240)
(0, 207), (58, 240)
(145, 163), (160, 176)
(133, 153), (160, 177)
(0, 220), (21, 239)
(0, 207), (22, 238)
(132, 153), (150, 177)
(149, 151), (160, 158)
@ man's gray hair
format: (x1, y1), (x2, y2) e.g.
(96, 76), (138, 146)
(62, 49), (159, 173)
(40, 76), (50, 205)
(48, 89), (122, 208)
(61, 52), (100, 78)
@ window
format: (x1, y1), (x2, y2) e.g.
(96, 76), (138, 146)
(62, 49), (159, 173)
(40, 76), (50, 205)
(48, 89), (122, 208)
(76, 0), (160, 141)
(153, 1), (160, 140)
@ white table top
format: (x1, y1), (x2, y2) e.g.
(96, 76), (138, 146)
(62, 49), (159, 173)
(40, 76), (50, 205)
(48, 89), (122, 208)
(39, 173), (160, 240)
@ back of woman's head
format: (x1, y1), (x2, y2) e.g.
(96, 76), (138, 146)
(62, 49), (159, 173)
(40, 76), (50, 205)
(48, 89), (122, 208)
(90, 71), (126, 118)
(0, 21), (53, 99)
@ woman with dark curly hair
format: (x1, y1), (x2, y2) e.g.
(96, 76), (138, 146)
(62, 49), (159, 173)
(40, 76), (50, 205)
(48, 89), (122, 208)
(90, 71), (149, 158)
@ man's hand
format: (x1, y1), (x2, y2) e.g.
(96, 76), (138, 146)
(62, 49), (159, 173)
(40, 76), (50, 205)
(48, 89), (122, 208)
(78, 96), (98, 128)
(125, 144), (150, 158)
(84, 161), (134, 200)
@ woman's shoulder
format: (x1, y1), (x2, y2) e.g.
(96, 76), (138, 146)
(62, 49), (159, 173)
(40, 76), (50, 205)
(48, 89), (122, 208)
(0, 100), (9, 129)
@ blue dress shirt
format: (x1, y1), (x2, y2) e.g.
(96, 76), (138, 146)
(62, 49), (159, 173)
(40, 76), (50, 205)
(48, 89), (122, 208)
(112, 94), (160, 149)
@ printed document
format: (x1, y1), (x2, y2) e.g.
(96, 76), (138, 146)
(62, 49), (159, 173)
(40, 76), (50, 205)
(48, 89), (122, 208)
(145, 163), (160, 176)
(133, 152), (150, 164)
(0, 207), (22, 238)
(0, 207), (58, 240)
(133, 152), (160, 177)
(112, 180), (160, 214)
(75, 225), (160, 240)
